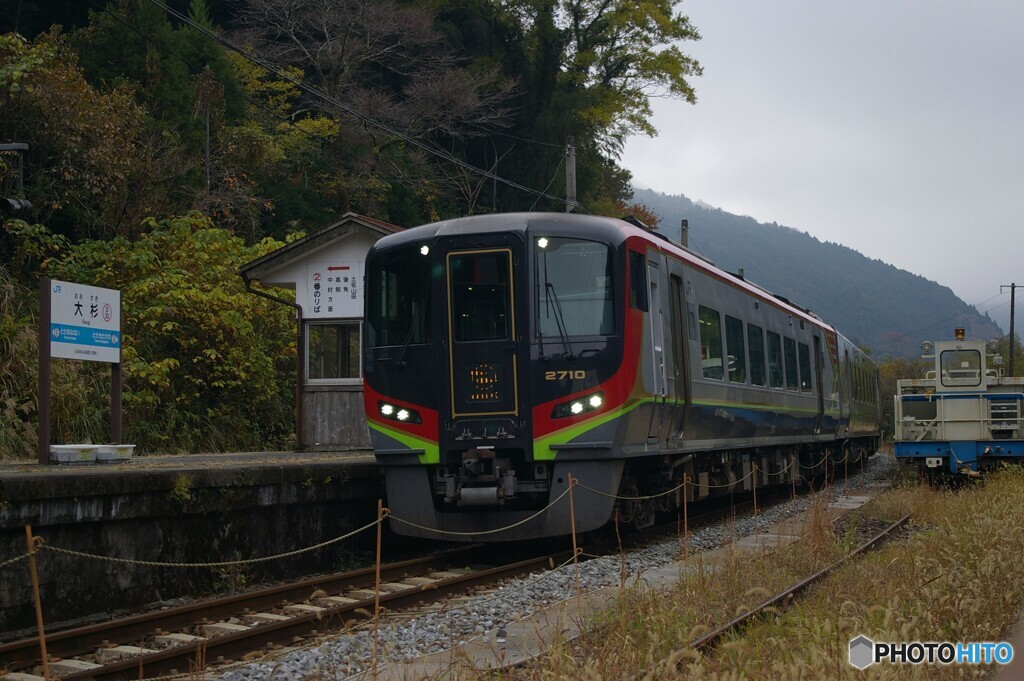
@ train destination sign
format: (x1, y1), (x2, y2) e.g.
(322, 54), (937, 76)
(50, 279), (121, 363)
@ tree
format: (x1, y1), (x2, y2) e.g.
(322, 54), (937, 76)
(436, 0), (702, 213)
(232, 0), (514, 221)
(0, 31), (188, 240)
(877, 355), (929, 442)
(48, 214), (298, 452)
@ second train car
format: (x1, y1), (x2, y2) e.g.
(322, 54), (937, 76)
(363, 213), (880, 541)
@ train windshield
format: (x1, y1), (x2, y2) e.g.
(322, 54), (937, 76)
(534, 237), (614, 337)
(940, 349), (982, 386)
(365, 245), (432, 348)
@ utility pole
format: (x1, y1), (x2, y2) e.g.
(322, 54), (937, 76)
(1002, 283), (1017, 376)
(564, 136), (576, 213)
(680, 219), (688, 248)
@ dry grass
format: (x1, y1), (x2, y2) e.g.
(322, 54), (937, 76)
(501, 468), (1024, 680)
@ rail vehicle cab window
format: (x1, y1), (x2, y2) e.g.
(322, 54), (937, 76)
(766, 331), (784, 388)
(783, 337), (799, 390)
(798, 342), (812, 392)
(366, 244), (432, 348)
(748, 324), (766, 386)
(450, 251), (512, 341)
(699, 305), (724, 379)
(725, 315), (747, 383)
(537, 238), (614, 336)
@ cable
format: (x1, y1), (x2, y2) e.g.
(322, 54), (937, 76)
(488, 129), (567, 149)
(528, 151), (566, 212)
(145, 0), (580, 211)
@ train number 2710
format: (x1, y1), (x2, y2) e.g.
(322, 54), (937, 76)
(545, 370), (587, 381)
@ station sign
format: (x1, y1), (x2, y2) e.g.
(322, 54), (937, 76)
(305, 261), (362, 318)
(50, 279), (121, 363)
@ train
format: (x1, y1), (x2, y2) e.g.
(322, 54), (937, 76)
(894, 330), (1024, 477)
(362, 212), (881, 541)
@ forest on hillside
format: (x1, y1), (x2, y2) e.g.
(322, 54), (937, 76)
(633, 188), (1006, 357)
(0, 0), (701, 458)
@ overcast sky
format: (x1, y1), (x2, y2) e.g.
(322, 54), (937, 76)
(621, 1), (1024, 334)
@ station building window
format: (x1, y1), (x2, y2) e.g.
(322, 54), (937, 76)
(307, 321), (361, 383)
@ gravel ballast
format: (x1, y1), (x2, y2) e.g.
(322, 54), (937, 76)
(219, 454), (896, 680)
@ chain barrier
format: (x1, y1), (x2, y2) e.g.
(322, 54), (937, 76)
(764, 458), (795, 478)
(799, 450), (831, 470)
(0, 552), (29, 570)
(40, 518), (381, 569)
(387, 485), (572, 538)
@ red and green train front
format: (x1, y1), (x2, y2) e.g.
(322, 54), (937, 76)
(363, 214), (639, 541)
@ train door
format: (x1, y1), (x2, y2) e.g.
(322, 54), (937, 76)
(443, 243), (522, 420)
(647, 260), (667, 441)
(667, 271), (690, 439)
(813, 334), (824, 434)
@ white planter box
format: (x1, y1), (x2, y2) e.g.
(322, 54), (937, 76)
(50, 444), (98, 464)
(96, 444), (135, 463)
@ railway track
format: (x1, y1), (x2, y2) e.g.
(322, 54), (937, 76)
(632, 509), (912, 680)
(1, 547), (572, 681)
(1, 478), (860, 680)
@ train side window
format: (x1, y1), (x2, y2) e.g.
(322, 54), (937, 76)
(783, 337), (799, 390)
(748, 324), (766, 386)
(725, 315), (747, 383)
(766, 331), (784, 388)
(798, 342), (812, 391)
(698, 305), (724, 380)
(629, 251), (648, 311)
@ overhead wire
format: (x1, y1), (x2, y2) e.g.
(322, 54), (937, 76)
(144, 0), (582, 211)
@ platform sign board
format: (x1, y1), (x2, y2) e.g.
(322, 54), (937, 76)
(304, 261), (362, 318)
(49, 279), (121, 363)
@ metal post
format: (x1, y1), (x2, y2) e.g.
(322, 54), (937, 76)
(373, 499), (383, 680)
(1003, 283), (1017, 377)
(38, 278), (51, 464)
(683, 474), (690, 559)
(26, 525), (51, 680)
(568, 473), (581, 608)
(564, 136), (576, 213)
(112, 362), (122, 444)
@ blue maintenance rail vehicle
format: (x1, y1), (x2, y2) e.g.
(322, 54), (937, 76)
(894, 329), (1024, 476)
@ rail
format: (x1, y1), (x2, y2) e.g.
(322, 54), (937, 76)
(632, 512), (912, 680)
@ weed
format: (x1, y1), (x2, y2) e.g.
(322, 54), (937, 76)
(509, 469), (1024, 679)
(213, 553), (250, 594)
(168, 473), (193, 505)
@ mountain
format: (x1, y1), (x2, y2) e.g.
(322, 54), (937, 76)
(633, 188), (1002, 357)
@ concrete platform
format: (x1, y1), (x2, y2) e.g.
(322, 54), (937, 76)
(0, 450), (380, 637)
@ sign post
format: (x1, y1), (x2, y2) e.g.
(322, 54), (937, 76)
(38, 278), (122, 464)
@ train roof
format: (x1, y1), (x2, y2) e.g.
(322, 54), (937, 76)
(372, 212), (838, 337)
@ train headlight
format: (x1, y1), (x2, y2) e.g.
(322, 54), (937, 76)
(378, 401), (421, 424)
(552, 392), (605, 419)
